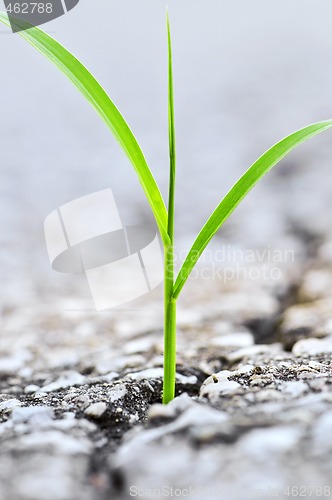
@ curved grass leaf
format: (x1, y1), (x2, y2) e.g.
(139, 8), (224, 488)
(173, 120), (332, 298)
(0, 12), (169, 245)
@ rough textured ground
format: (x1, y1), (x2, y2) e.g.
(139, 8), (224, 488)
(2, 1), (332, 499)
(1, 247), (332, 499)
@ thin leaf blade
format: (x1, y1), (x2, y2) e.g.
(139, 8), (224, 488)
(173, 120), (332, 298)
(0, 12), (169, 244)
(167, 11), (176, 242)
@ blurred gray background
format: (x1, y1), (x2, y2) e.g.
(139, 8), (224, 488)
(1, 0), (332, 305)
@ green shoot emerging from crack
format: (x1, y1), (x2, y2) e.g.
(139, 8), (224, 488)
(2, 11), (332, 403)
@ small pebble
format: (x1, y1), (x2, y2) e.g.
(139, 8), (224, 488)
(126, 368), (197, 385)
(11, 406), (54, 425)
(210, 332), (254, 348)
(41, 371), (86, 393)
(0, 399), (21, 413)
(279, 381), (308, 398)
(108, 384), (127, 403)
(292, 337), (332, 356)
(24, 384), (40, 394)
(200, 371), (241, 399)
(84, 402), (107, 418)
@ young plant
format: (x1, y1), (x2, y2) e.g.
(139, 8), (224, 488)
(1, 12), (332, 403)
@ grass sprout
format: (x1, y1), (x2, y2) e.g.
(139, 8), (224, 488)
(1, 11), (332, 403)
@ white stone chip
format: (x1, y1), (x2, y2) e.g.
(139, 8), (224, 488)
(24, 385), (41, 394)
(84, 402), (107, 418)
(200, 370), (242, 399)
(126, 368), (197, 385)
(0, 399), (21, 413)
(41, 371), (86, 393)
(279, 381), (308, 398)
(11, 406), (54, 425)
(293, 337), (332, 356)
(108, 384), (127, 403)
(210, 332), (254, 348)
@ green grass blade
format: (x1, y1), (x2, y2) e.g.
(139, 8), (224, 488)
(166, 11), (176, 242)
(0, 12), (169, 245)
(163, 12), (177, 404)
(173, 120), (332, 298)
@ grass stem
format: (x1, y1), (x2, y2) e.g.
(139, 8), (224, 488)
(163, 244), (177, 404)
